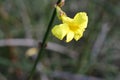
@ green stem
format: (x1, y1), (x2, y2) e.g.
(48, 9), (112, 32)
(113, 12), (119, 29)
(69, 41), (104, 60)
(27, 0), (61, 80)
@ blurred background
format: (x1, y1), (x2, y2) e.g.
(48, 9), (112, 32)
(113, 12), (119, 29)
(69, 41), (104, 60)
(0, 0), (120, 80)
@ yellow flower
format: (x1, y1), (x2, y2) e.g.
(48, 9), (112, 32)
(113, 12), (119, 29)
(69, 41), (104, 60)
(25, 48), (38, 57)
(52, 10), (88, 42)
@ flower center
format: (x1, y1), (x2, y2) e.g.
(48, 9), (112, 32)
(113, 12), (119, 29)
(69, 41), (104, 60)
(69, 23), (79, 31)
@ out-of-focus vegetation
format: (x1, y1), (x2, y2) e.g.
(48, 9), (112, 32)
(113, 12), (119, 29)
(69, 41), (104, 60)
(0, 0), (120, 80)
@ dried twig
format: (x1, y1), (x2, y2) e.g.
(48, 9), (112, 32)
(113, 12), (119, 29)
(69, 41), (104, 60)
(91, 23), (111, 61)
(0, 39), (78, 59)
(15, 0), (33, 38)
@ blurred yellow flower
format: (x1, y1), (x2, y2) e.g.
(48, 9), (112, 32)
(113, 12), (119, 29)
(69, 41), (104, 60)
(52, 9), (88, 42)
(25, 48), (38, 57)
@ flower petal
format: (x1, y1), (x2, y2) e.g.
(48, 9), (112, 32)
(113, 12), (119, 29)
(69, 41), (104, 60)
(74, 12), (88, 28)
(66, 30), (74, 42)
(52, 24), (69, 40)
(74, 29), (85, 41)
(61, 15), (73, 24)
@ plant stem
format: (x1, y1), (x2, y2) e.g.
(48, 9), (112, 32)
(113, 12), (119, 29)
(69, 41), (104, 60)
(27, 0), (61, 80)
